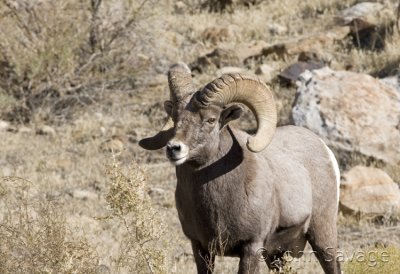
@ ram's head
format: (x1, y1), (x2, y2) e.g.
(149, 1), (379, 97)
(139, 63), (277, 166)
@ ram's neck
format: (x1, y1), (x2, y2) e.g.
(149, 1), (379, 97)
(176, 126), (252, 186)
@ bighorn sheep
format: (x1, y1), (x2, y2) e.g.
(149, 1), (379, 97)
(139, 63), (341, 274)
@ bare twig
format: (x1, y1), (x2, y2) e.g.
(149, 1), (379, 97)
(103, 0), (149, 50)
(352, 20), (361, 49)
(76, 52), (102, 76)
(397, 0), (400, 32)
(89, 0), (102, 53)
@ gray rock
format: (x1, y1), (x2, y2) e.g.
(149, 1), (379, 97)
(292, 67), (400, 166)
(335, 2), (394, 50)
(0, 120), (10, 132)
(279, 61), (325, 82)
(340, 166), (400, 216)
(36, 125), (56, 136)
(380, 75), (400, 93)
(335, 2), (385, 25)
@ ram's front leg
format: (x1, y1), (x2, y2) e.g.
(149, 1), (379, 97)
(192, 240), (215, 274)
(238, 242), (262, 274)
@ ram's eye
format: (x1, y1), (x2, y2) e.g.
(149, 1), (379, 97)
(207, 118), (216, 124)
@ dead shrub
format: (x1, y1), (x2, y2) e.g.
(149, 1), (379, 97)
(0, 177), (99, 273)
(0, 0), (153, 123)
(104, 161), (168, 273)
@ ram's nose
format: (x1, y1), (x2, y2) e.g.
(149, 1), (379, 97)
(167, 142), (181, 153)
(166, 140), (188, 165)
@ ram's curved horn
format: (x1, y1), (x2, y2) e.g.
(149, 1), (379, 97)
(196, 73), (277, 152)
(139, 62), (195, 150)
(168, 62), (195, 101)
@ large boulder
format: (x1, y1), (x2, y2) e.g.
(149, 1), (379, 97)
(380, 75), (400, 93)
(335, 2), (388, 25)
(340, 166), (400, 215)
(279, 52), (327, 83)
(335, 2), (395, 50)
(292, 67), (400, 166)
(278, 61), (325, 83)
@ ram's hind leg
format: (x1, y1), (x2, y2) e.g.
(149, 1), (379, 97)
(306, 222), (341, 274)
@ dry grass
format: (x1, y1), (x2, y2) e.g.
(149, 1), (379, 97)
(0, 0), (153, 124)
(0, 161), (171, 274)
(104, 161), (168, 273)
(344, 246), (400, 274)
(0, 177), (99, 273)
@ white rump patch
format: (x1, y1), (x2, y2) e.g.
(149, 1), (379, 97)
(319, 139), (341, 205)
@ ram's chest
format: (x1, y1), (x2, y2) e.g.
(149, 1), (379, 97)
(175, 176), (264, 253)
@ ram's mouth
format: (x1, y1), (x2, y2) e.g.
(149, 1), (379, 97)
(165, 140), (190, 166)
(168, 156), (187, 166)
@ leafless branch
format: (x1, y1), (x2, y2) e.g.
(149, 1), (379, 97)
(103, 0), (149, 50)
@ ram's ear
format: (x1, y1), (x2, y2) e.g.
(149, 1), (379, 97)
(164, 100), (174, 116)
(139, 127), (174, 150)
(220, 104), (244, 129)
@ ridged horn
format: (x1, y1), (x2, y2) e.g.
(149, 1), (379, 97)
(168, 62), (195, 101)
(196, 73), (277, 152)
(139, 62), (195, 150)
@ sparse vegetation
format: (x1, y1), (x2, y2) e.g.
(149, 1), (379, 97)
(0, 163), (170, 274)
(344, 246), (400, 274)
(269, 252), (298, 274)
(0, 0), (153, 123)
(0, 177), (99, 273)
(104, 161), (168, 273)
